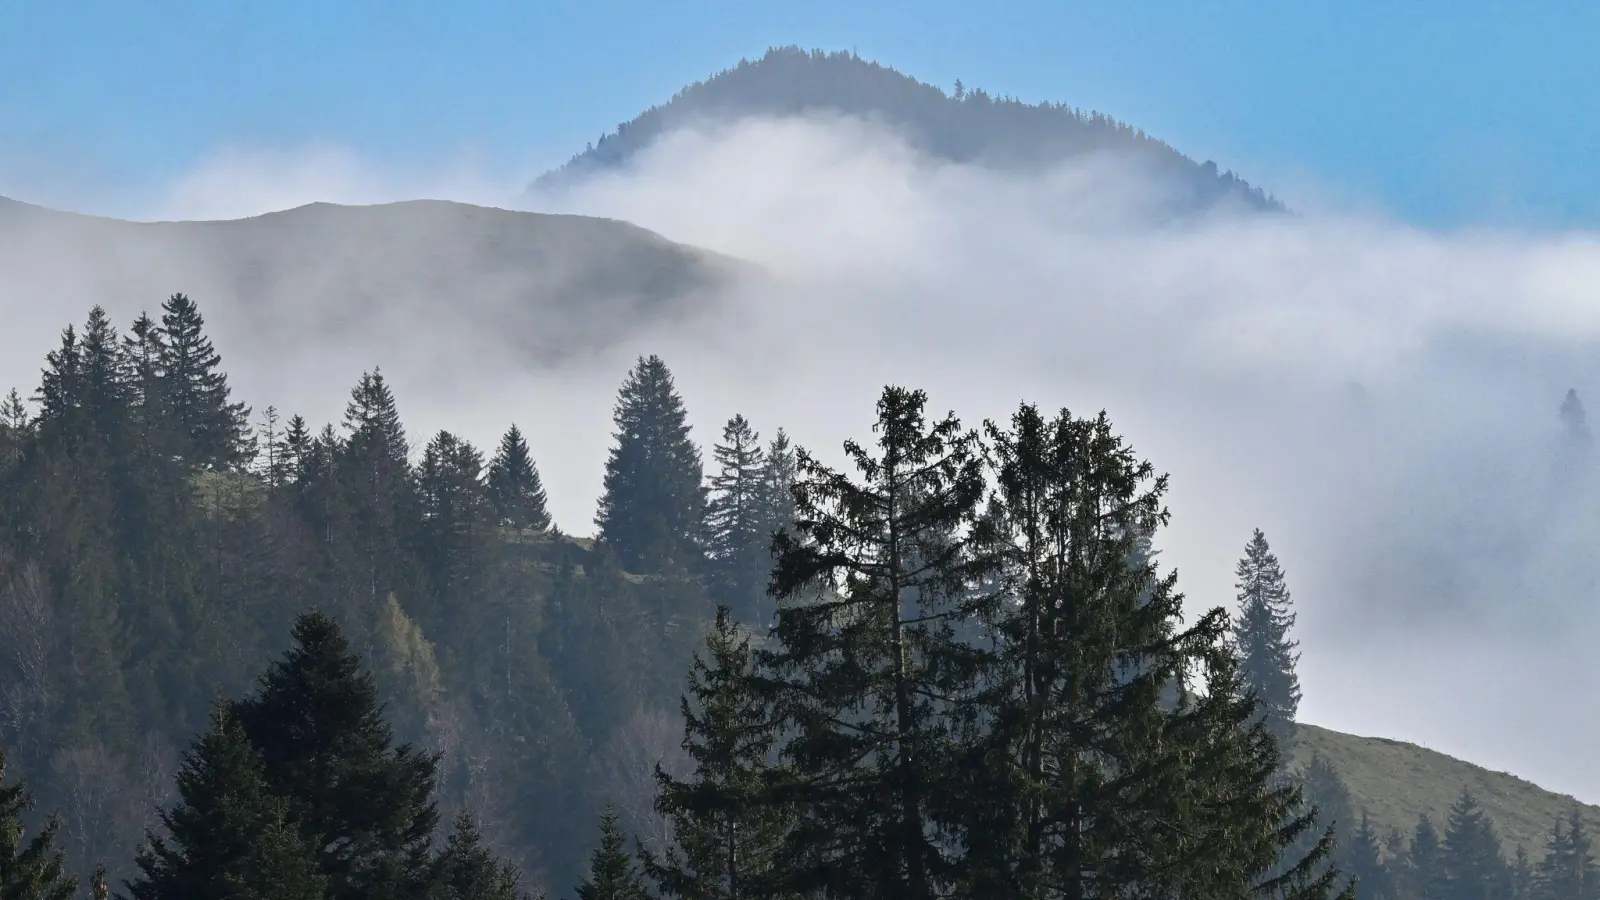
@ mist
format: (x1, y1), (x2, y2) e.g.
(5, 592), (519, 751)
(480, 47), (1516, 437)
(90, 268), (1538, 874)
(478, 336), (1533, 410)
(4, 112), (1600, 804)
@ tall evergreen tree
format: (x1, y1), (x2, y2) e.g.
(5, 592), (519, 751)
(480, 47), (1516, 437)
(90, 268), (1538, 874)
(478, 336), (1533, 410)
(1348, 811), (1390, 900)
(485, 425), (551, 532)
(0, 749), (75, 900)
(762, 386), (997, 900)
(155, 293), (251, 469)
(430, 812), (526, 900)
(594, 356), (705, 573)
(703, 415), (768, 623)
(1535, 807), (1598, 900)
(1233, 528), (1303, 755)
(574, 810), (647, 900)
(1411, 815), (1447, 900)
(32, 324), (81, 446)
(229, 613), (441, 900)
(123, 708), (327, 900)
(972, 403), (1344, 900)
(647, 607), (788, 900)
(1442, 791), (1509, 900)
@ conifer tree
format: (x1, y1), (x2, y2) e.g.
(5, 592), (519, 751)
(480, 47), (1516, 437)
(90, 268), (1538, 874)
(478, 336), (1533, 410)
(574, 810), (648, 900)
(430, 812), (526, 900)
(757, 428), (797, 540)
(595, 356), (705, 573)
(704, 415), (768, 623)
(123, 708), (327, 900)
(1233, 528), (1303, 755)
(1511, 846), (1533, 900)
(971, 403), (1346, 900)
(762, 386), (996, 900)
(486, 425), (551, 532)
(417, 431), (491, 638)
(647, 607), (787, 900)
(0, 749), (75, 900)
(1535, 807), (1598, 900)
(1412, 815), (1447, 900)
(1442, 791), (1509, 900)
(156, 293), (251, 469)
(77, 306), (128, 446)
(1347, 811), (1390, 900)
(32, 324), (81, 446)
(229, 613), (441, 900)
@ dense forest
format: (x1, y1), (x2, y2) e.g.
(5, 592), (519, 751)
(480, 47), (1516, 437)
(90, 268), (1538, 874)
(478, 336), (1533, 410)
(530, 46), (1279, 214)
(0, 295), (1594, 900)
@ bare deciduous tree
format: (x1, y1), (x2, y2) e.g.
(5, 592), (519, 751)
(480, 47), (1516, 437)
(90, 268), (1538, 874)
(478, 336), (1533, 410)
(592, 705), (692, 853)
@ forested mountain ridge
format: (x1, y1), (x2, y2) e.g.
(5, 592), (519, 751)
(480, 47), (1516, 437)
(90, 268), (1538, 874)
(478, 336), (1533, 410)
(529, 45), (1281, 213)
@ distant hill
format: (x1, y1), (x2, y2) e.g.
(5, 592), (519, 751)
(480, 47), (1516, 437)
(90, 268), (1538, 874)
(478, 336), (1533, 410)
(0, 196), (738, 371)
(1298, 723), (1600, 855)
(529, 46), (1280, 214)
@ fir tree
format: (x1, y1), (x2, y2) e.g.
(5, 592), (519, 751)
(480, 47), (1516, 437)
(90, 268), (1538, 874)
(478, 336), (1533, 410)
(971, 403), (1346, 900)
(430, 812), (526, 900)
(0, 748), (75, 900)
(1233, 528), (1303, 755)
(123, 708), (327, 900)
(595, 356), (705, 573)
(574, 810), (648, 900)
(703, 415), (768, 624)
(762, 386), (997, 900)
(229, 613), (441, 900)
(647, 607), (787, 900)
(1347, 811), (1390, 900)
(1442, 791), (1509, 900)
(1535, 807), (1598, 900)
(1511, 846), (1533, 900)
(1412, 815), (1447, 900)
(156, 293), (251, 469)
(32, 324), (81, 445)
(485, 425), (551, 532)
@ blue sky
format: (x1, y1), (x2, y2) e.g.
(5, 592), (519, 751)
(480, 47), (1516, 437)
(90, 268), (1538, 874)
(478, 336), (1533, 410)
(2, 0), (1595, 227)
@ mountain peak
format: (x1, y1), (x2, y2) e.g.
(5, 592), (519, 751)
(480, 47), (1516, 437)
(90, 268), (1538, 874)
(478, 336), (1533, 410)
(530, 46), (1280, 213)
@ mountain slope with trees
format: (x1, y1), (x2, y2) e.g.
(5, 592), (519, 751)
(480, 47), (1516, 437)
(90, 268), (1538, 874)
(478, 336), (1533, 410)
(1295, 723), (1600, 863)
(530, 46), (1280, 213)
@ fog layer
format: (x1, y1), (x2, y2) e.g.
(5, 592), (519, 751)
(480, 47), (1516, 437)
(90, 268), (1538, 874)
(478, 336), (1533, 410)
(4, 113), (1600, 802)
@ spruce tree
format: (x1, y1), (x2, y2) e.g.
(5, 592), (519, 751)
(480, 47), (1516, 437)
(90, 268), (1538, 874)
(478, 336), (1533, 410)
(229, 613), (441, 900)
(574, 810), (648, 900)
(0, 749), (75, 900)
(430, 812), (525, 900)
(594, 355), (705, 573)
(32, 324), (81, 447)
(1442, 791), (1509, 900)
(1412, 815), (1447, 900)
(1512, 846), (1533, 900)
(486, 425), (551, 532)
(647, 607), (787, 900)
(970, 403), (1346, 900)
(1347, 811), (1390, 900)
(156, 293), (251, 469)
(1535, 807), (1598, 900)
(123, 708), (327, 900)
(762, 386), (996, 900)
(1233, 528), (1303, 755)
(703, 415), (768, 624)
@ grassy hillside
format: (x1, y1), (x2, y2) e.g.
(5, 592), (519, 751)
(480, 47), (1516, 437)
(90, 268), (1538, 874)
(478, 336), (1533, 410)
(1299, 722), (1600, 854)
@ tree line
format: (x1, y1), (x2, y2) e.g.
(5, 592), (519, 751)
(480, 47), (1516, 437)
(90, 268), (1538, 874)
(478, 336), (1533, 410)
(0, 294), (1592, 899)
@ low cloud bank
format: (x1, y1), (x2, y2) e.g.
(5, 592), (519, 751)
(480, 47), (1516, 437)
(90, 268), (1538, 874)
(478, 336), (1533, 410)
(4, 113), (1600, 802)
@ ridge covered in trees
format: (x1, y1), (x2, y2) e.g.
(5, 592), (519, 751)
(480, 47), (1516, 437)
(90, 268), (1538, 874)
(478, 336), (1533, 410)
(0, 294), (1591, 900)
(531, 46), (1280, 213)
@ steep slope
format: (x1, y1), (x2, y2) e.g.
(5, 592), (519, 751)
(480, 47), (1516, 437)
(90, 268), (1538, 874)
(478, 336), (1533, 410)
(0, 196), (740, 373)
(529, 46), (1278, 213)
(1297, 723), (1600, 854)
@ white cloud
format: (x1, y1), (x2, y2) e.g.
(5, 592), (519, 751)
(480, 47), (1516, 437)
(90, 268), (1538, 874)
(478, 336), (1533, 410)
(6, 114), (1600, 804)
